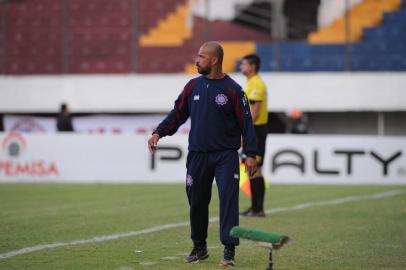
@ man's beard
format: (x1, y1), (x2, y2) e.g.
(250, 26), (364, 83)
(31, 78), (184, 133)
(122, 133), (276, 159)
(197, 65), (211, 75)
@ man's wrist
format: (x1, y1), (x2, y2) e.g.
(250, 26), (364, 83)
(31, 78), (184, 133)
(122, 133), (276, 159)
(152, 130), (160, 138)
(245, 153), (256, 159)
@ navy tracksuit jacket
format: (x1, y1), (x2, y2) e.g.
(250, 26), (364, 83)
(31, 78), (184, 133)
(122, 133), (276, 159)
(155, 74), (258, 247)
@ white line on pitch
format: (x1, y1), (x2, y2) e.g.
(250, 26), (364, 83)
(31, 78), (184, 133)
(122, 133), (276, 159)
(0, 189), (402, 260)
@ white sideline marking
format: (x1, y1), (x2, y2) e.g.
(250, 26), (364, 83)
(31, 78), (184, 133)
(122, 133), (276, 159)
(0, 189), (402, 261)
(161, 256), (178, 261)
(139, 261), (157, 266)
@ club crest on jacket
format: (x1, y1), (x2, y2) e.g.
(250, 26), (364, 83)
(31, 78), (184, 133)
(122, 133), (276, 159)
(215, 94), (228, 106)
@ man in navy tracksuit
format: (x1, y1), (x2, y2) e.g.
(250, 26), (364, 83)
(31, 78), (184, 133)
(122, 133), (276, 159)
(148, 41), (258, 267)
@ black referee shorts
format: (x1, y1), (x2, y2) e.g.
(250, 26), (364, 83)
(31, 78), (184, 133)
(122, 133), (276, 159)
(254, 124), (268, 167)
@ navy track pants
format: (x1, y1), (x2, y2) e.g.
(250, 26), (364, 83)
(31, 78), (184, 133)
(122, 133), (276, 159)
(185, 150), (240, 247)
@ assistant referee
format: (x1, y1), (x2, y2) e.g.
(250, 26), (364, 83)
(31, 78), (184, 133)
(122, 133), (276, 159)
(240, 54), (268, 217)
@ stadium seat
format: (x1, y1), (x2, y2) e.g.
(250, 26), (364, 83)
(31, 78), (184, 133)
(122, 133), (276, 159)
(66, 0), (134, 74)
(3, 0), (404, 74)
(258, 0), (405, 71)
(138, 0), (185, 35)
(309, 0), (402, 44)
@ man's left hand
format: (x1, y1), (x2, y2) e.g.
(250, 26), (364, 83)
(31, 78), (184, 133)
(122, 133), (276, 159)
(245, 157), (258, 177)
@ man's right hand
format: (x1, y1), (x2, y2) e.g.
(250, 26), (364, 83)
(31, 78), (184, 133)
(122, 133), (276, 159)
(245, 156), (258, 177)
(148, 133), (160, 154)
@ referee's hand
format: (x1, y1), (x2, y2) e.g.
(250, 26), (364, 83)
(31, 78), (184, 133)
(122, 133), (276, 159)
(148, 134), (160, 154)
(245, 157), (258, 177)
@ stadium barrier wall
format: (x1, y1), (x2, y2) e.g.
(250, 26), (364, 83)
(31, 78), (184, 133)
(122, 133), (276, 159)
(3, 114), (190, 134)
(1, 73), (406, 113)
(0, 133), (405, 184)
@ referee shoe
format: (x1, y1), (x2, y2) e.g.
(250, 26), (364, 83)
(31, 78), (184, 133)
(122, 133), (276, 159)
(219, 245), (235, 267)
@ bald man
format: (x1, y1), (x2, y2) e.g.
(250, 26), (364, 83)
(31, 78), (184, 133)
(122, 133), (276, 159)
(148, 41), (258, 267)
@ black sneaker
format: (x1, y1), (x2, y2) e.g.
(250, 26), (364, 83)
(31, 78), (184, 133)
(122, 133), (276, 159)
(240, 207), (253, 216)
(219, 245), (235, 267)
(184, 246), (209, 263)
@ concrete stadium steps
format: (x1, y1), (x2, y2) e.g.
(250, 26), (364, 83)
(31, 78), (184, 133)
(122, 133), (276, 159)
(257, 4), (406, 75)
(233, 0), (272, 34)
(138, 0), (185, 36)
(308, 0), (402, 44)
(283, 0), (320, 41)
(363, 8), (406, 41)
(140, 1), (192, 47)
(183, 16), (271, 74)
(2, 0), (271, 74)
(191, 16), (273, 42)
(184, 41), (256, 74)
(139, 15), (271, 73)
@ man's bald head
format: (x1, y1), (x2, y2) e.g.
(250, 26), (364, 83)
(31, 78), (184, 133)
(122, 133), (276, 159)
(195, 41), (224, 77)
(201, 41), (224, 65)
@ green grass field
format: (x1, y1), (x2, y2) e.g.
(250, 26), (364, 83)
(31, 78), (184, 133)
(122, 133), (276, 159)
(0, 184), (405, 270)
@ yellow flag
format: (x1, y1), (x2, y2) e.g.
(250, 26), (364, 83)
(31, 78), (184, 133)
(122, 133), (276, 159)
(239, 162), (269, 198)
(239, 163), (251, 197)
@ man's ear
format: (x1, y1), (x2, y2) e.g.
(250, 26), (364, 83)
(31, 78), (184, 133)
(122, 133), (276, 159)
(211, 56), (218, 65)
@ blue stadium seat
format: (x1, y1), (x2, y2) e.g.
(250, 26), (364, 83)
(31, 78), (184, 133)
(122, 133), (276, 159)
(255, 2), (406, 71)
